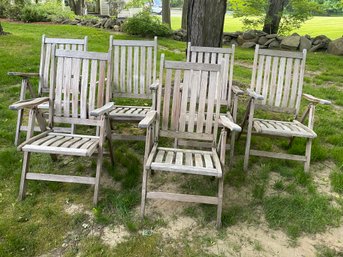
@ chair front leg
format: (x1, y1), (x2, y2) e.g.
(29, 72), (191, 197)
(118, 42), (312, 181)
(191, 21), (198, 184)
(94, 117), (106, 205)
(105, 116), (115, 166)
(244, 98), (255, 171)
(305, 104), (315, 172)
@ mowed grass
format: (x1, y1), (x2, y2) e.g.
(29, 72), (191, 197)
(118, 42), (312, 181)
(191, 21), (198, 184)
(171, 15), (343, 39)
(0, 21), (343, 256)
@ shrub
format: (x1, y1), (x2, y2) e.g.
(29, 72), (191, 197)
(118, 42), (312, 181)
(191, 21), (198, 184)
(20, 1), (75, 23)
(0, 0), (9, 18)
(122, 11), (172, 37)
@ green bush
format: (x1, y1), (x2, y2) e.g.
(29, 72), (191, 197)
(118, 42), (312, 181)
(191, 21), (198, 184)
(122, 11), (172, 37)
(20, 1), (75, 23)
(0, 0), (9, 18)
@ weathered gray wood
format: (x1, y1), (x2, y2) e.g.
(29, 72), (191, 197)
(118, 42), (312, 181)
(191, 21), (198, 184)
(26, 173), (96, 184)
(147, 192), (218, 205)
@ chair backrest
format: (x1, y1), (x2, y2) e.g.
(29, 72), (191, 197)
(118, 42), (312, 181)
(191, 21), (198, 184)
(109, 36), (158, 99)
(49, 49), (112, 128)
(157, 55), (224, 145)
(39, 35), (88, 95)
(187, 42), (235, 107)
(250, 45), (307, 115)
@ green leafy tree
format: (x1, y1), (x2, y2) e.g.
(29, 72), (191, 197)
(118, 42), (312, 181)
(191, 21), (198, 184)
(230, 0), (320, 34)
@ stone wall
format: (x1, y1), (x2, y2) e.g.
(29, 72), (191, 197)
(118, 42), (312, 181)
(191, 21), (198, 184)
(223, 30), (343, 55)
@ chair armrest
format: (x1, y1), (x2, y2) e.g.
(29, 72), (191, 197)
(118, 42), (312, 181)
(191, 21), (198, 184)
(232, 85), (244, 96)
(90, 102), (115, 117)
(149, 80), (160, 90)
(303, 93), (331, 105)
(138, 110), (157, 128)
(246, 88), (264, 100)
(219, 115), (241, 132)
(9, 97), (50, 110)
(8, 72), (40, 78)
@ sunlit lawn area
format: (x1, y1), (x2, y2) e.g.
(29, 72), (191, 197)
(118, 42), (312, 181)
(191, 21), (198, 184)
(171, 15), (343, 39)
(0, 21), (343, 256)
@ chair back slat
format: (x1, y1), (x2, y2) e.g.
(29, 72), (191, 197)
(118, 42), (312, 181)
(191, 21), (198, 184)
(157, 56), (223, 143)
(109, 37), (158, 99)
(251, 45), (307, 115)
(39, 35), (88, 95)
(51, 49), (111, 126)
(187, 43), (234, 107)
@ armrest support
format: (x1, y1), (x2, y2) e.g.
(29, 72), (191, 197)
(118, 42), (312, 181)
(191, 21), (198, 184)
(303, 93), (331, 105)
(232, 85), (244, 96)
(149, 80), (160, 90)
(138, 110), (157, 128)
(9, 97), (49, 110)
(8, 72), (40, 78)
(219, 115), (241, 132)
(90, 102), (115, 117)
(246, 88), (264, 100)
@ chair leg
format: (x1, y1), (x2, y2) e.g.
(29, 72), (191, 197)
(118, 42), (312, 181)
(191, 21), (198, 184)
(93, 147), (103, 205)
(141, 167), (149, 218)
(304, 139), (312, 172)
(229, 132), (235, 168)
(244, 125), (253, 171)
(15, 109), (24, 146)
(19, 152), (30, 200)
(216, 176), (224, 228)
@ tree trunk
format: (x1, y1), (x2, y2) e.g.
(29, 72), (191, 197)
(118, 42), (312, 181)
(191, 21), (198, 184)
(69, 0), (85, 15)
(0, 22), (6, 35)
(181, 0), (188, 30)
(262, 0), (289, 34)
(162, 0), (171, 28)
(187, 0), (227, 47)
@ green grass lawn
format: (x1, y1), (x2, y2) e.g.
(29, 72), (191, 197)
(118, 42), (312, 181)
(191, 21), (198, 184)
(171, 15), (343, 39)
(0, 21), (343, 256)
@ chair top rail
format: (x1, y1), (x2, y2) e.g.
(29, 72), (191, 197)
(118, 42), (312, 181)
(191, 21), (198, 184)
(55, 49), (111, 61)
(258, 47), (305, 59)
(164, 61), (221, 71)
(111, 37), (157, 47)
(44, 37), (88, 45)
(189, 44), (234, 54)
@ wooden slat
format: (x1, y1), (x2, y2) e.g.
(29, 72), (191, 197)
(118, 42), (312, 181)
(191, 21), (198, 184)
(275, 57), (286, 107)
(146, 47), (152, 90)
(147, 192), (218, 205)
(162, 69), (172, 130)
(111, 40), (155, 47)
(63, 57), (72, 117)
(150, 163), (219, 177)
(261, 56), (271, 104)
(88, 59), (98, 114)
(205, 71), (216, 133)
(203, 154), (213, 168)
(289, 59), (300, 108)
(179, 69), (190, 131)
(194, 153), (203, 167)
(170, 69), (181, 130)
(26, 173), (96, 184)
(43, 43), (51, 91)
(187, 70), (200, 132)
(127, 46), (133, 93)
(281, 58), (293, 108)
(196, 70), (208, 133)
(113, 45), (119, 91)
(120, 46), (126, 92)
(140, 46), (146, 94)
(185, 152), (193, 166)
(80, 59), (89, 118)
(155, 150), (165, 163)
(165, 151), (174, 164)
(71, 57), (81, 118)
(255, 55), (265, 94)
(175, 152), (183, 165)
(133, 46), (139, 94)
(268, 57), (279, 106)
(55, 49), (109, 60)
(97, 60), (106, 108)
(250, 150), (306, 161)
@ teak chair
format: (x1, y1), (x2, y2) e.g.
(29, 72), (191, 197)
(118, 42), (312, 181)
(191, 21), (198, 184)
(9, 49), (114, 204)
(108, 36), (158, 141)
(138, 55), (241, 227)
(187, 43), (243, 159)
(9, 35), (88, 146)
(241, 45), (331, 172)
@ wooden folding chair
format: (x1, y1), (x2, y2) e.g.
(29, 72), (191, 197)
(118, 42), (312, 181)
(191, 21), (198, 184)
(138, 55), (241, 227)
(9, 49), (114, 204)
(9, 35), (88, 146)
(107, 36), (158, 141)
(240, 45), (331, 172)
(187, 43), (244, 160)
